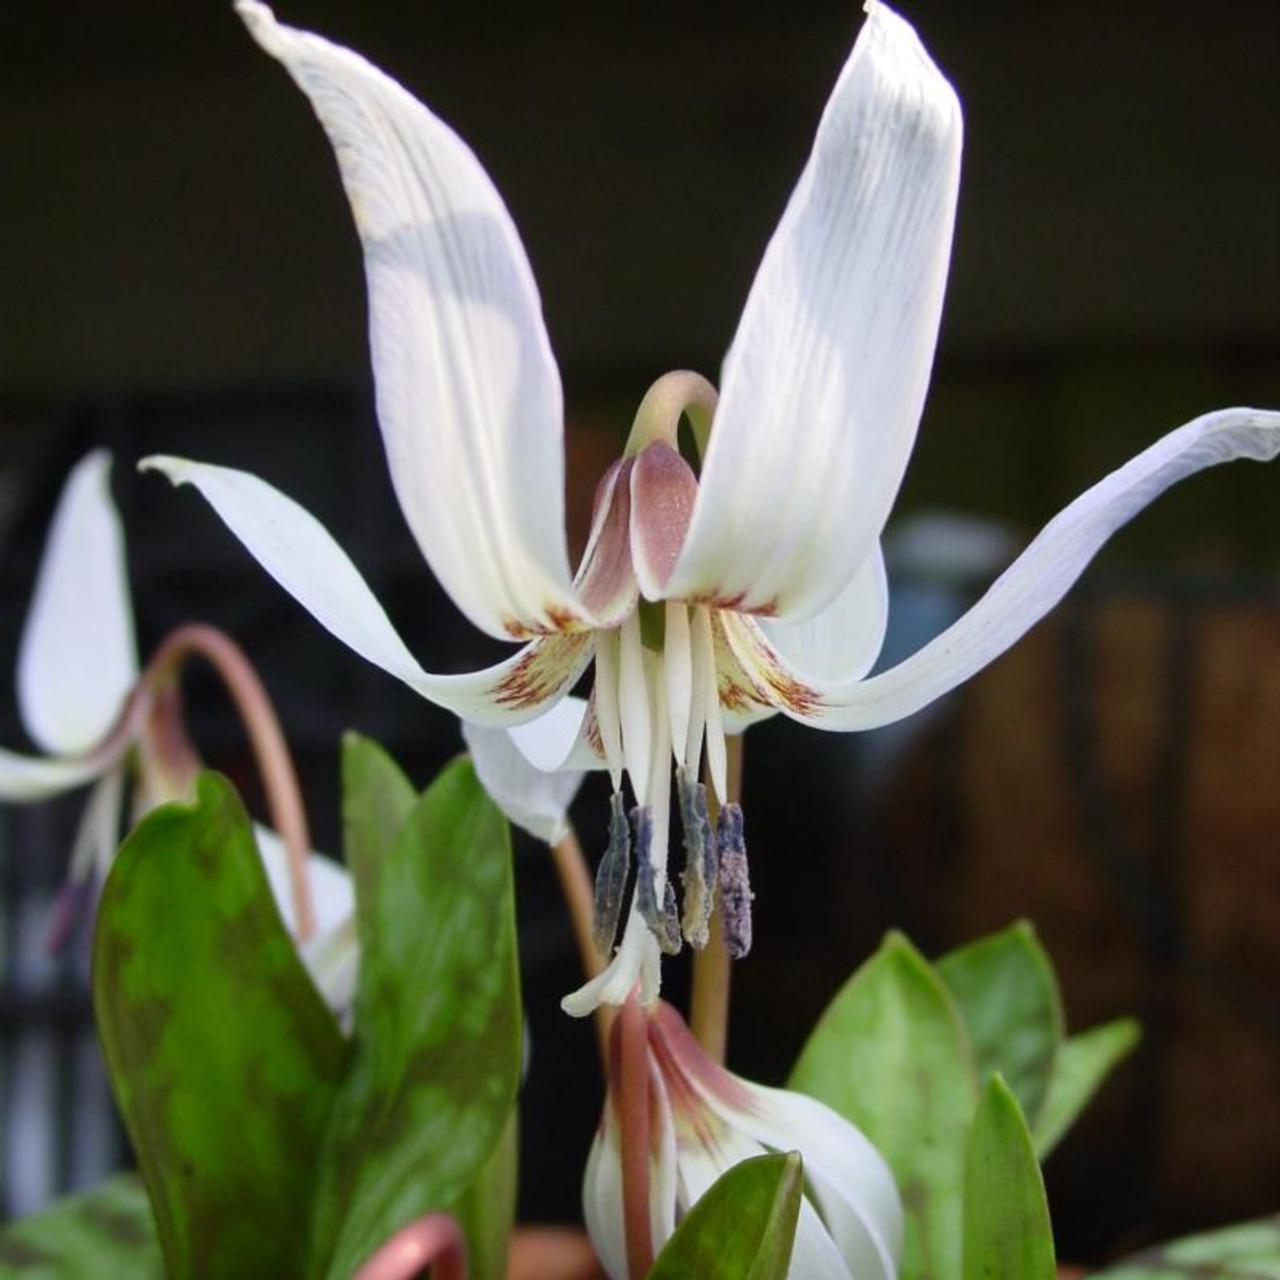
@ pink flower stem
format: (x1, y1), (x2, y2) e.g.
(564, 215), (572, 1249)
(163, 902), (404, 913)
(353, 1213), (468, 1280)
(145, 623), (316, 941)
(617, 995), (654, 1279)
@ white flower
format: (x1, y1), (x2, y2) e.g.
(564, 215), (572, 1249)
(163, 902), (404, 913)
(143, 1), (1280, 1016)
(584, 1000), (902, 1280)
(0, 452), (353, 1011)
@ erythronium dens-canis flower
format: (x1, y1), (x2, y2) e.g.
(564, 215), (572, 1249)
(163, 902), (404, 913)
(144, 0), (1280, 1017)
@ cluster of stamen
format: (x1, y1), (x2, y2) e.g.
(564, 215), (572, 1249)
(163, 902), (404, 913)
(589, 604), (754, 967)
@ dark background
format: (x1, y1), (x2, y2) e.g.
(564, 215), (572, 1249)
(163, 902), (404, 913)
(1, 0), (1278, 1267)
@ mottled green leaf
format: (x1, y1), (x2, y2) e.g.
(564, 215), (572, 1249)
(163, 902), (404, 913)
(939, 921), (1063, 1126)
(1035, 1018), (1141, 1158)
(788, 932), (977, 1280)
(93, 774), (348, 1279)
(1088, 1215), (1280, 1278)
(340, 732), (416, 950)
(453, 1112), (519, 1280)
(0, 1176), (161, 1278)
(311, 756), (522, 1278)
(962, 1075), (1055, 1280)
(648, 1153), (803, 1280)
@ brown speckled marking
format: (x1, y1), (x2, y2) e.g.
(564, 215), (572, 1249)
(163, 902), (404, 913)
(685, 592), (779, 617)
(710, 613), (773, 712)
(717, 680), (754, 713)
(715, 614), (822, 717)
(584, 695), (605, 756)
(492, 635), (589, 710)
(501, 604), (586, 640)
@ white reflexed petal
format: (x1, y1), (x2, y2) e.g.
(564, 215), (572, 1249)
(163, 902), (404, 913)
(18, 451), (137, 755)
(0, 747), (114, 802)
(649, 1065), (679, 1249)
(666, 2), (962, 619)
(582, 1123), (628, 1280)
(787, 1201), (857, 1280)
(721, 408), (1280, 730)
(237, 2), (582, 639)
(561, 905), (661, 1017)
(141, 457), (591, 726)
(462, 703), (591, 844)
(507, 695), (604, 773)
(759, 543), (888, 681)
(723, 1082), (902, 1278)
(254, 825), (354, 937)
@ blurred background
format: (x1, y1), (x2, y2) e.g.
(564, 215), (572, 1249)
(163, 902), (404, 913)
(1, 0), (1278, 1267)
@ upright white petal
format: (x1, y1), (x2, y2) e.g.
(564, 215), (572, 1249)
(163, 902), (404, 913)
(665, 2), (962, 620)
(720, 408), (1280, 730)
(758, 544), (888, 681)
(236, 1), (584, 640)
(462, 702), (591, 844)
(141, 456), (591, 726)
(17, 452), (137, 755)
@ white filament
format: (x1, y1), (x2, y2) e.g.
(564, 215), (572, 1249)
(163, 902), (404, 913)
(664, 603), (693, 771)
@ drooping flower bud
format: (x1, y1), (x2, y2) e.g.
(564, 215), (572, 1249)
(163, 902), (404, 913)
(583, 1000), (902, 1279)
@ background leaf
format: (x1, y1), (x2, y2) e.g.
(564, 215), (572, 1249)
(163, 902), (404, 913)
(0, 1176), (161, 1278)
(93, 774), (347, 1279)
(1034, 1019), (1141, 1159)
(938, 921), (1063, 1126)
(311, 756), (522, 1278)
(647, 1152), (803, 1280)
(1087, 1216), (1280, 1278)
(962, 1075), (1056, 1280)
(788, 932), (977, 1280)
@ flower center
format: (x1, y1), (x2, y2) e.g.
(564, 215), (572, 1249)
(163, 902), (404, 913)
(585, 371), (754, 969)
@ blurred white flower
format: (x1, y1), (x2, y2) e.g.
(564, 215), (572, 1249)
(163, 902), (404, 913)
(0, 452), (353, 1014)
(585, 1000), (902, 1280)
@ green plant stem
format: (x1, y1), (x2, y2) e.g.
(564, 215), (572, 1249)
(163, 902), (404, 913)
(689, 734), (743, 1063)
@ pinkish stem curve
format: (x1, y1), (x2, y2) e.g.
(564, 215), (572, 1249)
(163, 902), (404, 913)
(353, 1213), (468, 1280)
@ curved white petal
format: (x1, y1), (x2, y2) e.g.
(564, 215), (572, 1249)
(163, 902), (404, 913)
(507, 695), (605, 774)
(237, 2), (583, 640)
(721, 408), (1280, 730)
(561, 905), (661, 1017)
(582, 1124), (628, 1280)
(727, 1083), (901, 1279)
(758, 543), (888, 682)
(665, 2), (962, 621)
(141, 456), (591, 726)
(253, 826), (354, 937)
(462, 702), (591, 844)
(0, 746), (115, 803)
(17, 451), (137, 755)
